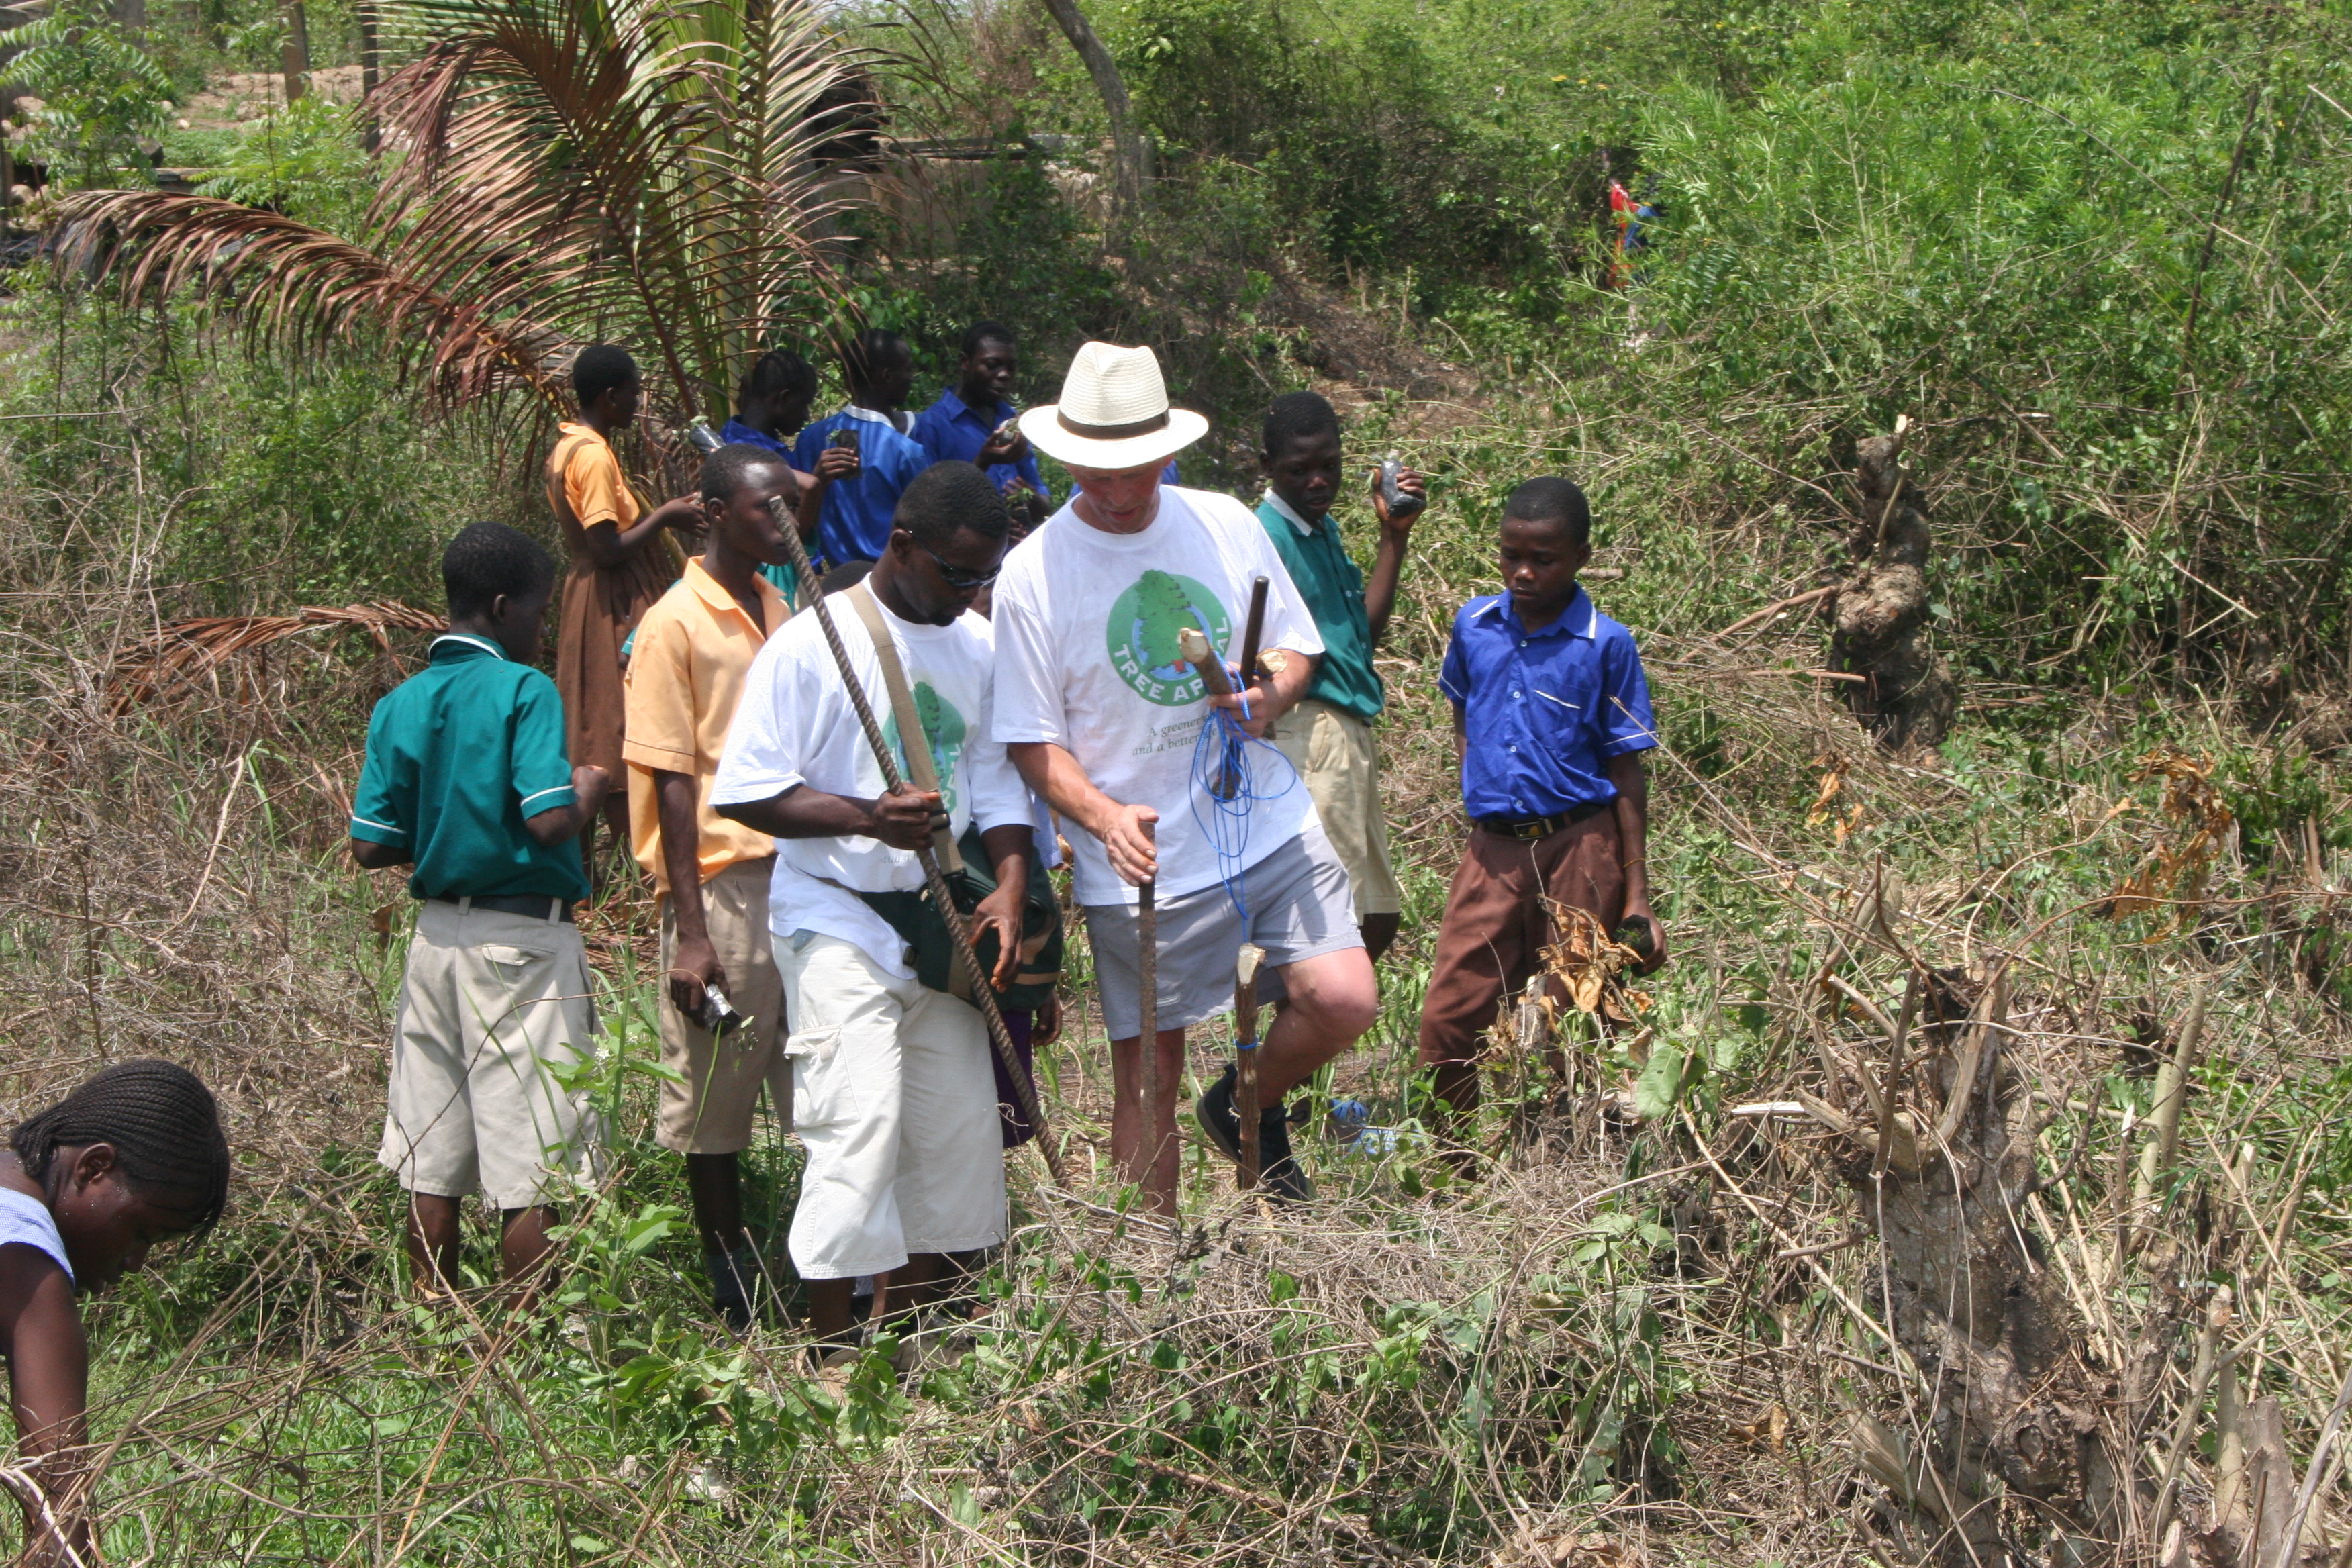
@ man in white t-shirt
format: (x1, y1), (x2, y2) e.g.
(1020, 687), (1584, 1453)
(992, 343), (1379, 1211)
(711, 462), (1037, 1359)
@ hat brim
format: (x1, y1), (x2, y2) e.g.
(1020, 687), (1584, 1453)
(1020, 405), (1208, 473)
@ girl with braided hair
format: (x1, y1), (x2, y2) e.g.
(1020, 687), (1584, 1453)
(1, 1059), (230, 1566)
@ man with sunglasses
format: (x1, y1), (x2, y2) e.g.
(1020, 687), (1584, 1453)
(712, 462), (1036, 1366)
(991, 343), (1379, 1212)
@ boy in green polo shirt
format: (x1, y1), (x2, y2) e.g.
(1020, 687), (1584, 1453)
(350, 522), (615, 1304)
(1255, 392), (1424, 963)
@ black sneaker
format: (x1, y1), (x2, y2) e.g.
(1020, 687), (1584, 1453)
(1196, 1064), (1244, 1163)
(707, 1246), (756, 1334)
(1195, 1064), (1316, 1204)
(1255, 1100), (1316, 1204)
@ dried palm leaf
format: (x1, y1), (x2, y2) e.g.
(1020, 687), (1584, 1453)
(109, 601), (447, 712)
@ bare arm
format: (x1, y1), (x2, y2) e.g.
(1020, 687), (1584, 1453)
(1363, 467), (1424, 649)
(654, 769), (723, 1018)
(577, 499), (699, 569)
(1006, 742), (1158, 885)
(972, 823), (1035, 990)
(1, 1247), (96, 1568)
(1607, 750), (1667, 972)
(716, 782), (938, 850)
(523, 765), (614, 848)
(1204, 646), (1318, 740)
(350, 837), (409, 871)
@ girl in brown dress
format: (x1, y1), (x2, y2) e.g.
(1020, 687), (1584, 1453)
(546, 345), (703, 863)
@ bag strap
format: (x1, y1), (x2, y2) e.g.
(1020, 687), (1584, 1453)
(844, 582), (963, 874)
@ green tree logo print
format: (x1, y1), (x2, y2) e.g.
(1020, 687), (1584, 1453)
(881, 681), (968, 813)
(1104, 570), (1233, 706)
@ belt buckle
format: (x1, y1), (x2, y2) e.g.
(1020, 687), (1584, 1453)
(1512, 818), (1547, 840)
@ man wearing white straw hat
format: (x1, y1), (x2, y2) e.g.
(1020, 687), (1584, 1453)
(990, 342), (1379, 1211)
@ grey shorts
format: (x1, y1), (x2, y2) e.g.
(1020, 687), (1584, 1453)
(1083, 822), (1363, 1040)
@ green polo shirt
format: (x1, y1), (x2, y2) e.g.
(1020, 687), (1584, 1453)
(1255, 493), (1384, 721)
(350, 635), (590, 902)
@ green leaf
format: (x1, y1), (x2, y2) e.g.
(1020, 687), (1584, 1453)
(1634, 1044), (1689, 1120)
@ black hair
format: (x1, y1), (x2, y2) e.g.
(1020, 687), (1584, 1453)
(1503, 476), (1591, 547)
(443, 521), (556, 618)
(571, 344), (639, 408)
(11, 1061), (230, 1236)
(738, 348), (817, 410)
(1262, 391), (1340, 456)
(820, 558), (874, 595)
(893, 460), (1011, 550)
(960, 320), (1016, 360)
(839, 329), (908, 394)
(700, 442), (793, 505)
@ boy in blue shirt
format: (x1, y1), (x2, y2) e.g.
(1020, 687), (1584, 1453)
(1416, 477), (1667, 1142)
(912, 320), (1051, 511)
(793, 330), (930, 569)
(350, 522), (614, 1303)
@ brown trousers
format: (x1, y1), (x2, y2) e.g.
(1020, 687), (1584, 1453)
(1416, 813), (1627, 1067)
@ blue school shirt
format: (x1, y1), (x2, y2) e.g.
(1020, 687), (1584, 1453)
(350, 635), (591, 901)
(1438, 587), (1657, 820)
(911, 389), (1051, 502)
(792, 409), (930, 567)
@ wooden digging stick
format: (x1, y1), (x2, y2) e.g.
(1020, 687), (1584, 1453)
(760, 497), (1071, 1190)
(1233, 944), (1265, 1190)
(1138, 824), (1160, 1200)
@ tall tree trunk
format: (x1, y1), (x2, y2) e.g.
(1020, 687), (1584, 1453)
(280, 0), (309, 104)
(113, 0), (147, 37)
(358, 0), (380, 151)
(1032, 0), (1149, 222)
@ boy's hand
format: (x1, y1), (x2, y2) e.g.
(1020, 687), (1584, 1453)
(968, 883), (1026, 990)
(977, 427), (1030, 465)
(1622, 900), (1669, 975)
(1032, 992), (1063, 1046)
(653, 495), (704, 531)
(813, 446), (861, 483)
(573, 764), (613, 812)
(864, 785), (943, 852)
(668, 936), (728, 1020)
(1369, 465), (1426, 533)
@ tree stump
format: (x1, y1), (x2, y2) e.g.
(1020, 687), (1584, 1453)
(1834, 424), (1957, 755)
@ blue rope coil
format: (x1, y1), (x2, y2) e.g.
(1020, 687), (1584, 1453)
(1188, 665), (1299, 929)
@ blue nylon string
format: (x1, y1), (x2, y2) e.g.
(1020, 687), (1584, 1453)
(1188, 663), (1299, 934)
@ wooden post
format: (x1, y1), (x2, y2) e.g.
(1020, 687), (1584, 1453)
(280, 0), (310, 104)
(1234, 945), (1263, 1190)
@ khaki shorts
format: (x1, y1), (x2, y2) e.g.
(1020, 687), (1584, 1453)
(1083, 820), (1364, 1040)
(379, 900), (603, 1210)
(657, 857), (790, 1153)
(1273, 699), (1401, 918)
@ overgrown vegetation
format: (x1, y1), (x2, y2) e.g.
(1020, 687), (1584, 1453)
(8, 0), (2352, 1560)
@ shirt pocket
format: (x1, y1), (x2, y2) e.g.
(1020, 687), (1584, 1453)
(1523, 662), (1603, 760)
(785, 1026), (859, 1131)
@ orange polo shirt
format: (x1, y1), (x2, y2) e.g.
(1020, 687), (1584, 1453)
(622, 558), (791, 895)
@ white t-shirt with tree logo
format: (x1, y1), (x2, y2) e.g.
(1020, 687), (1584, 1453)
(712, 591), (1033, 977)
(990, 485), (1326, 907)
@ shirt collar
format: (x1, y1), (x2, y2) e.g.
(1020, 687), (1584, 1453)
(684, 556), (787, 634)
(430, 633), (506, 662)
(844, 405), (911, 434)
(1259, 489), (1322, 538)
(1487, 586), (1596, 640)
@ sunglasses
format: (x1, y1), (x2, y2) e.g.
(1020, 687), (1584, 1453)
(914, 536), (1002, 590)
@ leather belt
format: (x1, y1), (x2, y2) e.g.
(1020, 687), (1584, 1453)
(1475, 801), (1608, 840)
(428, 894), (576, 923)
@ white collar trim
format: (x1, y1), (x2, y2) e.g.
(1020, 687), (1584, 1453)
(1260, 489), (1319, 537)
(845, 405), (912, 434)
(432, 633), (507, 660)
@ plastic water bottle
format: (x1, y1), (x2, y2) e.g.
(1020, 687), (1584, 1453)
(1328, 1099), (1371, 1145)
(686, 420), (724, 456)
(1378, 452), (1424, 519)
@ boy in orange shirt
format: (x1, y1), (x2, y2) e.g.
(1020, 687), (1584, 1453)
(624, 444), (799, 1330)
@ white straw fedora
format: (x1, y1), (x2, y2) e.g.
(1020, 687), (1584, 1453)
(1020, 341), (1208, 471)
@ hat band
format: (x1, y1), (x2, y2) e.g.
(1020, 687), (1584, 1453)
(1057, 407), (1171, 440)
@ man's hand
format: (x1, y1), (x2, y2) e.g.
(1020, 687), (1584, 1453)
(977, 426), (1030, 466)
(863, 785), (943, 852)
(812, 446), (861, 483)
(1369, 464), (1426, 534)
(1032, 993), (1062, 1047)
(1208, 668), (1285, 740)
(668, 935), (727, 1020)
(1621, 898), (1669, 975)
(968, 883), (1026, 991)
(1095, 801), (1159, 885)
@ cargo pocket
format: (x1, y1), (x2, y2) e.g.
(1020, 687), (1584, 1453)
(785, 1026), (857, 1131)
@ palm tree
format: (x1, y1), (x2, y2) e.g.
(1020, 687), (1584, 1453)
(58, 0), (867, 430)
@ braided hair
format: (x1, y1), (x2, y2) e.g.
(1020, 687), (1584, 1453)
(10, 1061), (231, 1236)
